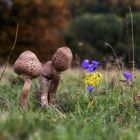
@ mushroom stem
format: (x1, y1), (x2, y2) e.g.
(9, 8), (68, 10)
(20, 79), (32, 109)
(48, 72), (60, 104)
(40, 76), (49, 106)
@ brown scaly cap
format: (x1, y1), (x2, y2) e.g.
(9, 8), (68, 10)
(14, 51), (43, 78)
(52, 47), (73, 72)
(42, 61), (54, 79)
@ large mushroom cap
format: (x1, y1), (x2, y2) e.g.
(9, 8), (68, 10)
(43, 61), (54, 79)
(52, 47), (73, 72)
(14, 51), (43, 78)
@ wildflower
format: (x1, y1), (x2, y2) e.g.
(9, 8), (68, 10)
(82, 59), (89, 69)
(123, 72), (132, 80)
(88, 64), (95, 73)
(82, 59), (99, 72)
(82, 59), (103, 93)
(84, 72), (103, 87)
(92, 60), (99, 70)
(87, 86), (94, 93)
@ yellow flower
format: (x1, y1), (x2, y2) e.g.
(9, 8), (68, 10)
(84, 72), (103, 87)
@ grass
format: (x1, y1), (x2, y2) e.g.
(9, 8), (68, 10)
(0, 68), (140, 140)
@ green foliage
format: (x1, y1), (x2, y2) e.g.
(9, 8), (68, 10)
(67, 14), (125, 60)
(0, 70), (140, 139)
(66, 13), (140, 68)
(70, 14), (122, 45)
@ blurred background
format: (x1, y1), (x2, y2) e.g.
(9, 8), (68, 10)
(0, 0), (140, 67)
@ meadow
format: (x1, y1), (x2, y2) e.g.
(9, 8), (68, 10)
(0, 67), (140, 140)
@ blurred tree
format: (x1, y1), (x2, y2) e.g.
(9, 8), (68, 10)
(66, 14), (127, 62)
(68, 14), (123, 51)
(0, 0), (71, 63)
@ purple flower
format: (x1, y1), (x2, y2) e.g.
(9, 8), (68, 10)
(82, 59), (99, 72)
(123, 72), (132, 80)
(92, 60), (99, 70)
(82, 59), (89, 69)
(88, 64), (94, 73)
(87, 60), (99, 72)
(86, 86), (94, 93)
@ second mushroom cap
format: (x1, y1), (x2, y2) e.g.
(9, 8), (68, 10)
(52, 47), (73, 72)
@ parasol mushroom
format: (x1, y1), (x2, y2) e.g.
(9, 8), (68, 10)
(49, 47), (73, 104)
(14, 51), (43, 109)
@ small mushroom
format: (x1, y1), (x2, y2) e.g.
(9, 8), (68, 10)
(39, 61), (54, 106)
(14, 51), (43, 109)
(48, 47), (73, 104)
